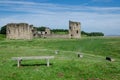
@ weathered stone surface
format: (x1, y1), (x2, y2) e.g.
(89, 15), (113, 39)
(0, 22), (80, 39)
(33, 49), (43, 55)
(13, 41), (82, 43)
(6, 23), (34, 39)
(69, 21), (81, 38)
(36, 27), (51, 38)
(44, 20), (81, 39)
(6, 21), (81, 39)
(45, 28), (51, 35)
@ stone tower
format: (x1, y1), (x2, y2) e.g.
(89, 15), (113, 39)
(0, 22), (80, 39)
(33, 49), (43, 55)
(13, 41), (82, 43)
(6, 23), (34, 39)
(45, 28), (51, 35)
(69, 21), (81, 38)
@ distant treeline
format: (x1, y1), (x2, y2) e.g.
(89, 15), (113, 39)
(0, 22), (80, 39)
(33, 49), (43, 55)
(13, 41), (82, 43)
(81, 31), (104, 36)
(35, 26), (46, 31)
(51, 29), (68, 34)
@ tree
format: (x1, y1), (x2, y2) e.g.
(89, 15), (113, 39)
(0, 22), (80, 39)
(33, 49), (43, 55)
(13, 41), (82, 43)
(81, 31), (88, 35)
(36, 26), (46, 31)
(0, 25), (6, 34)
(88, 32), (104, 36)
(51, 29), (68, 34)
(81, 31), (104, 36)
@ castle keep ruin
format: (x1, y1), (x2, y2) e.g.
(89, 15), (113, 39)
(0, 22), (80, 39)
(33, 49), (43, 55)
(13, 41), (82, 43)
(7, 23), (34, 39)
(69, 21), (81, 38)
(6, 21), (81, 39)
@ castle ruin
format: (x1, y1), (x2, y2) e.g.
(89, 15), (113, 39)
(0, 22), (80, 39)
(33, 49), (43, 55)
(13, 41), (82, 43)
(6, 21), (81, 39)
(6, 23), (34, 39)
(69, 21), (81, 38)
(45, 28), (51, 35)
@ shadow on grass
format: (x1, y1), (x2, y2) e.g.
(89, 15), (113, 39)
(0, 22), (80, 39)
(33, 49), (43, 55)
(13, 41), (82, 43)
(13, 63), (53, 67)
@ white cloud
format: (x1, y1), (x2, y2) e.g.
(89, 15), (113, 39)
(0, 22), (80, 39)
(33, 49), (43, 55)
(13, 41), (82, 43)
(0, 0), (120, 35)
(0, 0), (120, 13)
(0, 0), (36, 5)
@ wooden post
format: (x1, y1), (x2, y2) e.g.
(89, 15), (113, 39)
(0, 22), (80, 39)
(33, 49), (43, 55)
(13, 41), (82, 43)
(47, 59), (49, 67)
(78, 53), (83, 58)
(55, 50), (59, 54)
(17, 59), (22, 67)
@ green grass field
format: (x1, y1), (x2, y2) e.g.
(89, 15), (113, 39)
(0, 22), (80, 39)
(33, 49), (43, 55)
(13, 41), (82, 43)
(0, 35), (120, 80)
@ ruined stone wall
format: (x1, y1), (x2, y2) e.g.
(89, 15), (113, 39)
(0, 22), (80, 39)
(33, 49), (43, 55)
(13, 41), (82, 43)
(69, 21), (81, 38)
(36, 20), (81, 39)
(45, 28), (51, 35)
(6, 23), (33, 39)
(45, 34), (69, 38)
(6, 21), (81, 39)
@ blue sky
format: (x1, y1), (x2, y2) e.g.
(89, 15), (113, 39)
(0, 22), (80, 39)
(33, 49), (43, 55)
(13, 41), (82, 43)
(0, 0), (120, 35)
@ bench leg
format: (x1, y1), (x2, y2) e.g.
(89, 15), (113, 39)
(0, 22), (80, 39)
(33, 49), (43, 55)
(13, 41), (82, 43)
(47, 59), (49, 67)
(17, 59), (21, 67)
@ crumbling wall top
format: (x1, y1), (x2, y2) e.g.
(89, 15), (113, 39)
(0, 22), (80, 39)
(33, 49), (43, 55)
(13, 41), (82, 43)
(69, 20), (81, 25)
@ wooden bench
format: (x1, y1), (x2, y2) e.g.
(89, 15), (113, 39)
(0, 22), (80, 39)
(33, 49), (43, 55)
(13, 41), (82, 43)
(12, 56), (54, 67)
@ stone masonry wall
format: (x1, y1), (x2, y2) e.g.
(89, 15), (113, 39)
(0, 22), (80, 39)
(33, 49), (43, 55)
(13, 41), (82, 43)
(45, 34), (69, 38)
(6, 21), (81, 39)
(69, 21), (81, 38)
(6, 23), (33, 39)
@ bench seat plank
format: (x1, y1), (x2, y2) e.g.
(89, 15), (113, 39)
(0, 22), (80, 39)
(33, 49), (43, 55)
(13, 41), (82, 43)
(12, 56), (54, 67)
(12, 56), (54, 60)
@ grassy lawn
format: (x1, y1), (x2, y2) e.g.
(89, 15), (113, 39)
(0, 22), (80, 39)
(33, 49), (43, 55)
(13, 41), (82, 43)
(0, 35), (120, 80)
